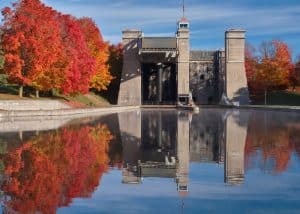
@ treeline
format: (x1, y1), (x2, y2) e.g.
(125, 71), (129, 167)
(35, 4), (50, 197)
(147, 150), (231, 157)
(0, 0), (122, 98)
(245, 40), (300, 102)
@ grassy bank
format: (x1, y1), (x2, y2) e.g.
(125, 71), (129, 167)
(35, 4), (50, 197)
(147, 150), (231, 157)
(0, 84), (110, 107)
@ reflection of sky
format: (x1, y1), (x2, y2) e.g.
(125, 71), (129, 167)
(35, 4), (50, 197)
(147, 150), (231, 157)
(58, 155), (300, 214)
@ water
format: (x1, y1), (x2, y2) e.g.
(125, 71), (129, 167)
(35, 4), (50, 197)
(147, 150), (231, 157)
(0, 109), (300, 213)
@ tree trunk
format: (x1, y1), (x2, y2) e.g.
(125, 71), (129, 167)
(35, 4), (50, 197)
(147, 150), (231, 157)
(36, 89), (39, 98)
(51, 88), (56, 97)
(264, 89), (267, 105)
(19, 86), (23, 98)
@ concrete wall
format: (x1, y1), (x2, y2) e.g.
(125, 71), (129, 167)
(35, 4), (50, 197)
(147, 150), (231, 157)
(118, 30), (142, 106)
(0, 106), (139, 119)
(117, 27), (249, 106)
(225, 30), (249, 105)
(189, 50), (225, 104)
(177, 28), (190, 98)
(0, 100), (71, 111)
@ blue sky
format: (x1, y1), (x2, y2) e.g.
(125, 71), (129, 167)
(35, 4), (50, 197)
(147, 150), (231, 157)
(1, 0), (300, 60)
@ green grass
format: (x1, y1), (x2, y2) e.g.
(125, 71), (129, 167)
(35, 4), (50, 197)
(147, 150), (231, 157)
(0, 83), (110, 107)
(0, 84), (19, 95)
(267, 91), (300, 106)
(252, 91), (300, 106)
(59, 92), (110, 107)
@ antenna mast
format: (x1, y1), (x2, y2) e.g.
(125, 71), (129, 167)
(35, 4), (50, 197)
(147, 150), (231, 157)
(182, 0), (185, 17)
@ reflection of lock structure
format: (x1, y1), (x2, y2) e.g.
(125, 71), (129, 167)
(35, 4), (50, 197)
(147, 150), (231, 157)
(119, 109), (247, 191)
(119, 110), (190, 196)
(165, 156), (176, 166)
(224, 114), (246, 185)
(176, 112), (190, 196)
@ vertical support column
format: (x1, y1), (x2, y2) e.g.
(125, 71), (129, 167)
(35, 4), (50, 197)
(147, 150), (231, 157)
(217, 50), (226, 102)
(176, 112), (190, 195)
(158, 64), (163, 103)
(177, 28), (190, 104)
(118, 30), (142, 106)
(225, 30), (249, 105)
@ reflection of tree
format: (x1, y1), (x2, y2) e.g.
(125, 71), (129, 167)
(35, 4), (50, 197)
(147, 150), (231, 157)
(1, 124), (112, 214)
(108, 136), (123, 169)
(245, 114), (300, 173)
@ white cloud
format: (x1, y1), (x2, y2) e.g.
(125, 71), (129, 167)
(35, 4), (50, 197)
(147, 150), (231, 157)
(46, 2), (300, 38)
(1, 0), (300, 53)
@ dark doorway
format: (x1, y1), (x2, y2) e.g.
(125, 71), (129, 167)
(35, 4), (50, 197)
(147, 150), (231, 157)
(142, 63), (177, 105)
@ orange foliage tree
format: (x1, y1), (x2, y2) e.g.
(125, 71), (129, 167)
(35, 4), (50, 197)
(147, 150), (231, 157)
(257, 40), (294, 90)
(1, 0), (65, 97)
(245, 40), (295, 101)
(292, 56), (300, 88)
(77, 18), (112, 91)
(58, 14), (96, 95)
(1, 0), (113, 96)
(1, 124), (113, 213)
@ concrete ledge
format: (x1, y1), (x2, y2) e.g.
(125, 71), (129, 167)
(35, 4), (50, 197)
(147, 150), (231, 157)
(0, 106), (140, 119)
(177, 105), (199, 112)
(1, 103), (299, 120)
(198, 105), (300, 113)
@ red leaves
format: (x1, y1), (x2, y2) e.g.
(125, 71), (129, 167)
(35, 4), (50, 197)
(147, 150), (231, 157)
(77, 18), (112, 91)
(244, 115), (299, 174)
(1, 0), (112, 95)
(1, 124), (113, 213)
(245, 40), (295, 94)
(59, 15), (96, 94)
(1, 7), (11, 16)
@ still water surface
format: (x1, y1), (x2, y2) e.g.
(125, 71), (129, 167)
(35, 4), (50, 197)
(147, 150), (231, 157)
(0, 109), (300, 213)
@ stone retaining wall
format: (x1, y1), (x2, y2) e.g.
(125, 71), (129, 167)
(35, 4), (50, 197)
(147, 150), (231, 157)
(0, 100), (71, 111)
(0, 106), (139, 132)
(0, 106), (139, 119)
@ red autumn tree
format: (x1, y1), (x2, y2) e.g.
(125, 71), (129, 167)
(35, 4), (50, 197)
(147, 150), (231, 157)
(1, 0), (111, 96)
(1, 124), (113, 213)
(0, 30), (4, 71)
(256, 40), (294, 91)
(77, 18), (112, 91)
(1, 0), (65, 97)
(58, 14), (96, 95)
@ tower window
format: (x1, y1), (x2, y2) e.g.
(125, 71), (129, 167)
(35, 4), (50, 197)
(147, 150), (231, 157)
(180, 23), (188, 28)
